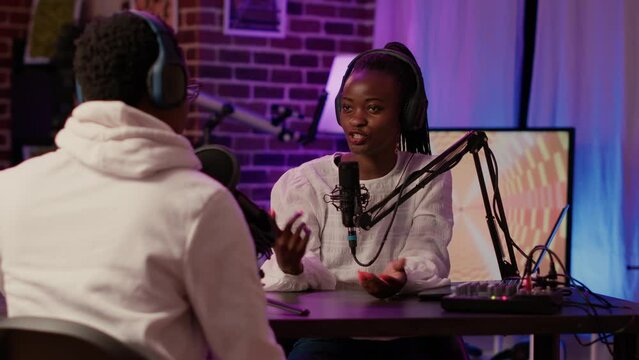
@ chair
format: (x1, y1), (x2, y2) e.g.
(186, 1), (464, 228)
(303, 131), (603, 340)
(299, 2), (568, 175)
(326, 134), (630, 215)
(0, 316), (150, 360)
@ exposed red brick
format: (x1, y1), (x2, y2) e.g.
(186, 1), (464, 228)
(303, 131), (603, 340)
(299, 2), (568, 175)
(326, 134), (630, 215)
(218, 84), (250, 97)
(268, 138), (301, 151)
(271, 69), (303, 83)
(2, 0), (32, 7)
(200, 65), (232, 79)
(290, 54), (319, 68)
(217, 121), (253, 133)
(290, 19), (321, 33)
(305, 37), (336, 51)
(270, 37), (303, 50)
(322, 55), (336, 68)
(339, 6), (375, 20)
(306, 70), (329, 85)
(198, 47), (216, 61)
(235, 67), (268, 81)
(185, 48), (198, 61)
(179, 0), (200, 7)
(357, 24), (374, 37)
(254, 86), (285, 99)
(325, 22), (354, 35)
(201, 12), (219, 26)
(267, 168), (288, 182)
(234, 136), (267, 150)
(185, 12), (199, 26)
(301, 137), (336, 151)
(254, 52), (285, 65)
(9, 11), (29, 24)
(306, 4), (337, 17)
(287, 2), (303, 15)
(338, 40), (371, 53)
(289, 87), (320, 100)
(232, 36), (268, 46)
(0, 28), (27, 38)
(1, 0), (377, 180)
(219, 49), (250, 63)
(200, 30), (232, 45)
(177, 30), (197, 43)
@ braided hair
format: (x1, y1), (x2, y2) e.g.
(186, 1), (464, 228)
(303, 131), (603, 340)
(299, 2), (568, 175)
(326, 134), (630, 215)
(350, 42), (431, 155)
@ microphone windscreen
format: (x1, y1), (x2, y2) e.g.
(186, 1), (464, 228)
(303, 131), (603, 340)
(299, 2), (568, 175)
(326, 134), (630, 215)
(194, 145), (240, 191)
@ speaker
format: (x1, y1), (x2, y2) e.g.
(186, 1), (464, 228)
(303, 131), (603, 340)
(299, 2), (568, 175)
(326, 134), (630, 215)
(76, 11), (187, 108)
(334, 48), (428, 132)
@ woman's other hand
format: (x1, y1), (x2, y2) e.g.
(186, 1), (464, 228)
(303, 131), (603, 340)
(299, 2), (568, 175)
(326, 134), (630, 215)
(358, 258), (407, 299)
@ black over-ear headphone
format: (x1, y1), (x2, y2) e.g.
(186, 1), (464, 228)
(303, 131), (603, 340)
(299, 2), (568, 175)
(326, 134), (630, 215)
(334, 48), (428, 132)
(76, 10), (187, 108)
(130, 10), (187, 108)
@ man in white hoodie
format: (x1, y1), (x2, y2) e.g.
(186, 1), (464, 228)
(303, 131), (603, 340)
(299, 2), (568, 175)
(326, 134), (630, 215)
(0, 11), (284, 360)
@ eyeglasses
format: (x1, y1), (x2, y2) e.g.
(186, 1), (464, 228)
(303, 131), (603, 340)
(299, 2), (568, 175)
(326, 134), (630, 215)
(186, 81), (201, 103)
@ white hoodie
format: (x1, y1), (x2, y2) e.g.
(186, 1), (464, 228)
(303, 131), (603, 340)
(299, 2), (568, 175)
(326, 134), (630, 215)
(0, 101), (284, 360)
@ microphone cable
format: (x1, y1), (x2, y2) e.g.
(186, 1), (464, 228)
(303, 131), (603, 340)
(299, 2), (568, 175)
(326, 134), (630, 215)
(350, 153), (415, 267)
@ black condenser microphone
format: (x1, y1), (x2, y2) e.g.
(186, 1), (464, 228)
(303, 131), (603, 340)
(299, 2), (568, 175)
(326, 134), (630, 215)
(338, 161), (361, 251)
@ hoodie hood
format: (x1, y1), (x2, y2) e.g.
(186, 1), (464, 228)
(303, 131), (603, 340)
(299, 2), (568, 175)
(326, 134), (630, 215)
(55, 101), (201, 179)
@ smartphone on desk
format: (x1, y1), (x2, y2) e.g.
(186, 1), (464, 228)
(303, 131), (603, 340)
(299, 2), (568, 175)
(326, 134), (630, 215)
(417, 285), (453, 301)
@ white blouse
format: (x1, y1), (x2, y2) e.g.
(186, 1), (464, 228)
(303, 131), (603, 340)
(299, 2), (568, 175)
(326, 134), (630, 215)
(261, 151), (454, 294)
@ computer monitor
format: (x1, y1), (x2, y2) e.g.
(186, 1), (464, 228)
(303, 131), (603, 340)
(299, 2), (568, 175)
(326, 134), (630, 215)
(430, 129), (574, 281)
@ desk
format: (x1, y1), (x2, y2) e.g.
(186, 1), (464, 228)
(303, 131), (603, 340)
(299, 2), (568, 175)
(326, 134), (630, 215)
(267, 290), (639, 360)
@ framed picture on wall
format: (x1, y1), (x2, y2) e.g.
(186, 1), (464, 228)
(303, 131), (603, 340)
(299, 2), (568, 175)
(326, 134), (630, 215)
(130, 0), (179, 32)
(24, 0), (82, 64)
(224, 0), (287, 38)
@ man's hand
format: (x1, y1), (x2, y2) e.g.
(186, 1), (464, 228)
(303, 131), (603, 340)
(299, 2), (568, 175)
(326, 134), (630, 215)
(272, 210), (310, 275)
(358, 258), (407, 299)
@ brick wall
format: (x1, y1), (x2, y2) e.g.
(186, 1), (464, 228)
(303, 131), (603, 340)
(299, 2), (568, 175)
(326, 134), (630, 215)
(181, 0), (375, 208)
(1, 0), (376, 208)
(0, 0), (32, 169)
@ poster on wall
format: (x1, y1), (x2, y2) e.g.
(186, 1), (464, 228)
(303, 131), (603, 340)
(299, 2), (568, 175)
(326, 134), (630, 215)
(24, 0), (82, 64)
(130, 0), (179, 32)
(224, 0), (287, 38)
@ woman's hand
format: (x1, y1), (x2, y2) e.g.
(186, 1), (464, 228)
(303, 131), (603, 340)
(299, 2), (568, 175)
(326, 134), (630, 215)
(358, 258), (407, 299)
(272, 210), (310, 275)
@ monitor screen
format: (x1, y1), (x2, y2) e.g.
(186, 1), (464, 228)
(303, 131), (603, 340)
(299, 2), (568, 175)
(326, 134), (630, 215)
(430, 129), (573, 281)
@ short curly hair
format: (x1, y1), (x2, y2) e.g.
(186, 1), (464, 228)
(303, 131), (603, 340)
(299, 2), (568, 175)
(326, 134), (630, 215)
(73, 12), (159, 106)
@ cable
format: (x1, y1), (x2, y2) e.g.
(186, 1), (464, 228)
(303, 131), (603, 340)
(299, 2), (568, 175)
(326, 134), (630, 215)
(351, 153), (415, 267)
(531, 249), (637, 357)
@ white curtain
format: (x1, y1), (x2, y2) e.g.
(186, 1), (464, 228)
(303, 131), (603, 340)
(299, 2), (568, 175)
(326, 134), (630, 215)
(528, 0), (638, 299)
(374, 0), (524, 128)
(374, 0), (639, 299)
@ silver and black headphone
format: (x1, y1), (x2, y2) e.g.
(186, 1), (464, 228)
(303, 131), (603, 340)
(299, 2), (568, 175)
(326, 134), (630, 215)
(334, 48), (429, 132)
(76, 10), (187, 109)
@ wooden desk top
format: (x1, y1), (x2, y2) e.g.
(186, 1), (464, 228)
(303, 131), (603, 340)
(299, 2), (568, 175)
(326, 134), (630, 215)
(267, 290), (639, 338)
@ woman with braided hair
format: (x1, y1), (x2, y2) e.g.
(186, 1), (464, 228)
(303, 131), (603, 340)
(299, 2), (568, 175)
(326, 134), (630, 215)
(263, 42), (466, 359)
